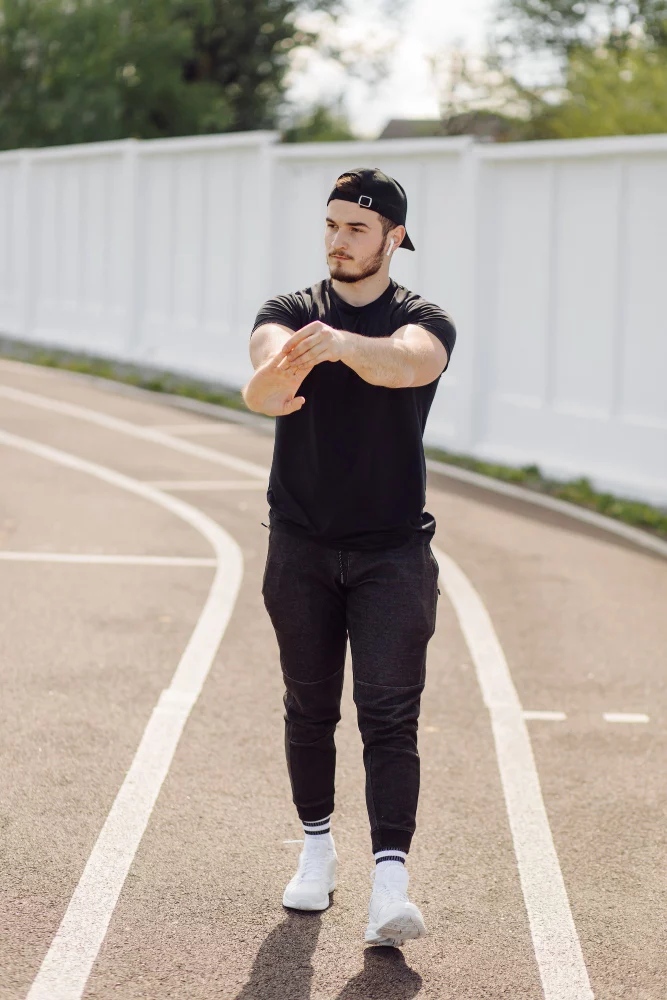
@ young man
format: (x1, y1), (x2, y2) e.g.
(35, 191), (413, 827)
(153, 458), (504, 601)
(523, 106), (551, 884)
(242, 167), (456, 947)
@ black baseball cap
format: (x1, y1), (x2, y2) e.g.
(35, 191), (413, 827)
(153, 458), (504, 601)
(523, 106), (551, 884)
(327, 167), (415, 251)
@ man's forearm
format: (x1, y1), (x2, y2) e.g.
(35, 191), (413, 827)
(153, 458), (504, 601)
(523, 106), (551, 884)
(340, 331), (415, 389)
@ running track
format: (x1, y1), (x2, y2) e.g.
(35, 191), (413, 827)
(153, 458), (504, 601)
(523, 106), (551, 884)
(1, 357), (665, 1000)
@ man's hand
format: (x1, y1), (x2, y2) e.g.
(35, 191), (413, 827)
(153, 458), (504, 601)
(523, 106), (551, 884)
(280, 322), (349, 374)
(242, 351), (314, 417)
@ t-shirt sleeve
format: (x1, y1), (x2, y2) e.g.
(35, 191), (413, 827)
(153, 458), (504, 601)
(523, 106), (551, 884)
(405, 297), (457, 373)
(251, 293), (307, 336)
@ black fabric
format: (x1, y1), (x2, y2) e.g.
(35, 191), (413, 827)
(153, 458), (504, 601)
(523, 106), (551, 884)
(252, 278), (456, 551)
(261, 525), (440, 854)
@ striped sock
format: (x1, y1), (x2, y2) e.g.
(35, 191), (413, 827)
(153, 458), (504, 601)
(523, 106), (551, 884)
(302, 815), (332, 838)
(374, 849), (407, 866)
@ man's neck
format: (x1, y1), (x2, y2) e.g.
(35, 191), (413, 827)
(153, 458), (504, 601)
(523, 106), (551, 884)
(330, 272), (391, 308)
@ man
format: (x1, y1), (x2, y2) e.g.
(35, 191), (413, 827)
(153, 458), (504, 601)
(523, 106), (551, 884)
(242, 167), (456, 947)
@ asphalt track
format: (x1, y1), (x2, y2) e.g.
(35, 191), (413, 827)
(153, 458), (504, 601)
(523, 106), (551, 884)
(1, 357), (666, 1000)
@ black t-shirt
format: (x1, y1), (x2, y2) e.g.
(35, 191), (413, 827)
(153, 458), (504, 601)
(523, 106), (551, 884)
(252, 278), (456, 551)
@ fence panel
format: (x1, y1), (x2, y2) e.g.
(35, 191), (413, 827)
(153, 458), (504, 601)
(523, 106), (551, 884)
(0, 131), (665, 504)
(474, 137), (667, 503)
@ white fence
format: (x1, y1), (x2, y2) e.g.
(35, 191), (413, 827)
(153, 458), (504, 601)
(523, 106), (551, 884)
(1, 131), (666, 505)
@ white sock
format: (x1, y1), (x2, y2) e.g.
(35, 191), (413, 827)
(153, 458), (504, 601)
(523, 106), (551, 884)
(301, 815), (333, 848)
(374, 849), (407, 868)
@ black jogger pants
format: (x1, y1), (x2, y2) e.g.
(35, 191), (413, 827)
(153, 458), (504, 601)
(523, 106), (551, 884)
(261, 524), (440, 854)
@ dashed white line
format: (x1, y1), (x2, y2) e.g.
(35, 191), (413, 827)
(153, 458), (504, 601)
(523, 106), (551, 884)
(433, 544), (593, 1000)
(0, 552), (216, 566)
(523, 711), (567, 722)
(603, 712), (649, 724)
(147, 479), (267, 491)
(0, 428), (243, 1000)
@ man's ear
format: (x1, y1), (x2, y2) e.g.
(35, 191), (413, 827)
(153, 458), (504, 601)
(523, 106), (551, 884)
(392, 226), (406, 249)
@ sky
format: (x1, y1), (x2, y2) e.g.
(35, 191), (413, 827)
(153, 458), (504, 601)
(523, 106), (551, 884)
(287, 0), (496, 137)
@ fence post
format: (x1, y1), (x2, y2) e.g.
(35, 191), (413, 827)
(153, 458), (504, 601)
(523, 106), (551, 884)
(121, 138), (141, 359)
(16, 150), (35, 343)
(454, 139), (483, 454)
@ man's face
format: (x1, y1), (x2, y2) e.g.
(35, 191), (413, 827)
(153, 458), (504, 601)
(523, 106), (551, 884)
(325, 199), (388, 284)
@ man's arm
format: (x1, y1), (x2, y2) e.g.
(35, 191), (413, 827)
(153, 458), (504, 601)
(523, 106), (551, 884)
(242, 323), (315, 417)
(280, 322), (448, 389)
(249, 322), (294, 369)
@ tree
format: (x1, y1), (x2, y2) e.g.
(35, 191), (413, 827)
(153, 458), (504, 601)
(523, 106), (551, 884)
(177, 0), (341, 132)
(427, 0), (667, 141)
(281, 100), (356, 141)
(494, 0), (667, 58)
(523, 43), (667, 137)
(0, 0), (343, 149)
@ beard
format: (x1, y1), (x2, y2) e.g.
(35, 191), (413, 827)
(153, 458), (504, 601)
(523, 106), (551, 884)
(327, 242), (385, 283)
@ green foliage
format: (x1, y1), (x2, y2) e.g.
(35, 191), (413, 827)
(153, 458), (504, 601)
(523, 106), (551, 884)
(441, 0), (667, 139)
(281, 101), (356, 142)
(424, 446), (667, 539)
(495, 0), (667, 56)
(524, 44), (667, 137)
(0, 0), (341, 149)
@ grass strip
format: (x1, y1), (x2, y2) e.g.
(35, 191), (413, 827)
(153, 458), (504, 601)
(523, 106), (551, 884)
(423, 447), (667, 541)
(2, 339), (666, 542)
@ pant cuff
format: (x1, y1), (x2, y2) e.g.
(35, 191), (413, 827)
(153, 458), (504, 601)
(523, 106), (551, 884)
(372, 827), (413, 854)
(297, 800), (335, 823)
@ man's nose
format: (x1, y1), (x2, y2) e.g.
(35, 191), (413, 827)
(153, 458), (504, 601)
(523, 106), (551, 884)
(330, 230), (347, 251)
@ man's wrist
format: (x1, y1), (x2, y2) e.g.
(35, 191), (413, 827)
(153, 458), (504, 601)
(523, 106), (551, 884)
(338, 329), (358, 365)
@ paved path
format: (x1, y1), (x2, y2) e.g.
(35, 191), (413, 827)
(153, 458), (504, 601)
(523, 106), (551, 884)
(1, 357), (665, 1000)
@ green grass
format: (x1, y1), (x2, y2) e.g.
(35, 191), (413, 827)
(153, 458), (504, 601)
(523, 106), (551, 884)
(0, 341), (248, 413)
(2, 340), (666, 543)
(424, 446), (667, 541)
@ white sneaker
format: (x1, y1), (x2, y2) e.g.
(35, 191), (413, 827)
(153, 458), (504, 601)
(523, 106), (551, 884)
(282, 837), (337, 911)
(364, 863), (427, 946)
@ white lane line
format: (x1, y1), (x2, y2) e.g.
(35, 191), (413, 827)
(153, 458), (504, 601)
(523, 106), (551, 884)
(603, 712), (649, 724)
(0, 384), (268, 480)
(523, 711), (567, 722)
(283, 840), (304, 844)
(147, 479), (267, 491)
(0, 552), (216, 566)
(0, 429), (243, 1000)
(148, 423), (235, 435)
(432, 545), (593, 1000)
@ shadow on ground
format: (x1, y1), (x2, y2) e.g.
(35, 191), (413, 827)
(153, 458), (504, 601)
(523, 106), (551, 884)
(334, 946), (422, 999)
(233, 911), (422, 1000)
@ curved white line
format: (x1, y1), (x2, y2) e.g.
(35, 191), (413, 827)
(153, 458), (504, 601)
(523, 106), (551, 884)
(0, 553), (217, 566)
(0, 428), (243, 1000)
(432, 544), (593, 1000)
(0, 384), (269, 480)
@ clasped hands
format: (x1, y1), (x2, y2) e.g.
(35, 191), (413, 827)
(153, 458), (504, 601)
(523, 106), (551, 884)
(279, 322), (348, 375)
(243, 322), (350, 416)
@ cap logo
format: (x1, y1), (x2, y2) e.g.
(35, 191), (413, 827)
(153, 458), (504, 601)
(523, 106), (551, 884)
(358, 195), (372, 208)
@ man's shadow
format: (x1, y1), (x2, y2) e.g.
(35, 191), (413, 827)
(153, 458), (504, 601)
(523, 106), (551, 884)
(233, 910), (422, 1000)
(335, 946), (422, 1000)
(233, 911), (321, 1000)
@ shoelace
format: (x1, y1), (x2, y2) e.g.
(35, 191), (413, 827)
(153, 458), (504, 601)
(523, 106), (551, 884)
(299, 849), (333, 881)
(371, 874), (409, 907)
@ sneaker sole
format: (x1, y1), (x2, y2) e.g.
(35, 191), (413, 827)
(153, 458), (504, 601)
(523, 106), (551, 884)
(282, 881), (336, 912)
(365, 908), (426, 945)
